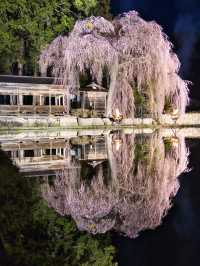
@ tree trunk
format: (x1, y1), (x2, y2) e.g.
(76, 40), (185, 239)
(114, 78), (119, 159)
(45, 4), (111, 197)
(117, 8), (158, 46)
(40, 64), (47, 77)
(106, 61), (118, 117)
(64, 89), (71, 114)
(17, 38), (25, 76)
(18, 62), (23, 76)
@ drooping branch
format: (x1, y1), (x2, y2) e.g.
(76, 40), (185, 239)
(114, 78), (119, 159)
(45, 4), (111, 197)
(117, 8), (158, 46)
(39, 11), (189, 118)
(41, 132), (189, 238)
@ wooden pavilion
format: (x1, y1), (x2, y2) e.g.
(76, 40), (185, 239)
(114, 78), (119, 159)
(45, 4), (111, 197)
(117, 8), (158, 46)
(0, 76), (108, 117)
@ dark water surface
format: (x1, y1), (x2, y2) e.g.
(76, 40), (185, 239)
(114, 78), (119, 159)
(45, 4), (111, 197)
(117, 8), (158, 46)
(113, 138), (200, 266)
(0, 130), (200, 266)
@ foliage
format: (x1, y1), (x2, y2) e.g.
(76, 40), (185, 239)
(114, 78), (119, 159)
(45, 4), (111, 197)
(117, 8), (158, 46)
(0, 150), (117, 266)
(0, 0), (110, 75)
(74, 0), (98, 16)
(133, 141), (149, 174)
(71, 108), (99, 118)
(32, 200), (116, 266)
(164, 97), (174, 113)
(79, 70), (93, 87)
(74, 0), (111, 18)
(164, 137), (174, 153)
(40, 11), (189, 118)
(133, 87), (149, 117)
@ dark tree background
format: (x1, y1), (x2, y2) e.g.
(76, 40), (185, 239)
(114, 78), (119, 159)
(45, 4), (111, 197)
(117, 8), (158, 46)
(0, 0), (111, 76)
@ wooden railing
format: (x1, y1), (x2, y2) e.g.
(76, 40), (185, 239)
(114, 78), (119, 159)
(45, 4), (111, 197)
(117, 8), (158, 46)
(0, 105), (65, 115)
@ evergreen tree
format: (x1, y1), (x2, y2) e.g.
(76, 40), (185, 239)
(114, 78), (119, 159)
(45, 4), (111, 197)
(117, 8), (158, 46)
(0, 0), (111, 75)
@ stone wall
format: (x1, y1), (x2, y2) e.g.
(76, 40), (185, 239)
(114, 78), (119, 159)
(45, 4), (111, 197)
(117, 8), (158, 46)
(0, 113), (200, 128)
(159, 113), (200, 126)
(0, 115), (78, 128)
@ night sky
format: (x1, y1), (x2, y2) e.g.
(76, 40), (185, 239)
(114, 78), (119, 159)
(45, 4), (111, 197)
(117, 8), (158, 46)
(111, 0), (200, 29)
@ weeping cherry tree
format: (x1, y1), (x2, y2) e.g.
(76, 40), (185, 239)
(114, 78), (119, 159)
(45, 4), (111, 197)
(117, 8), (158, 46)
(39, 11), (189, 118)
(41, 131), (189, 238)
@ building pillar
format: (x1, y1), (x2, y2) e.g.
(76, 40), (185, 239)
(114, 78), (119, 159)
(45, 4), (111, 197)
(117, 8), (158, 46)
(19, 149), (24, 161)
(39, 95), (42, 105)
(55, 96), (58, 106)
(17, 94), (23, 114)
(10, 95), (17, 105)
(18, 95), (23, 105)
(39, 95), (45, 106)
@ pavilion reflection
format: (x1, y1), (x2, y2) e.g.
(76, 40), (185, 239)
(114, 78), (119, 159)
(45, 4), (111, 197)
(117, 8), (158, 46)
(41, 131), (189, 238)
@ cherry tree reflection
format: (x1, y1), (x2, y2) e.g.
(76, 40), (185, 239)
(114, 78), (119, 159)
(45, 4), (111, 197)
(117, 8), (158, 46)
(41, 132), (189, 238)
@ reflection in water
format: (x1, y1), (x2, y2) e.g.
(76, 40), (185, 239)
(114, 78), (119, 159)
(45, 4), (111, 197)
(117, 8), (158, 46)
(0, 149), (117, 266)
(41, 132), (189, 238)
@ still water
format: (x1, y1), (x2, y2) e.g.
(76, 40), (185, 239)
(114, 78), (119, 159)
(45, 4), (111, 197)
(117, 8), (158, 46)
(0, 128), (200, 266)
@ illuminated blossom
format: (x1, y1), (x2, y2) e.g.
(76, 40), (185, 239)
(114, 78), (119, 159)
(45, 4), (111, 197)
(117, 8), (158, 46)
(41, 132), (189, 238)
(39, 11), (189, 118)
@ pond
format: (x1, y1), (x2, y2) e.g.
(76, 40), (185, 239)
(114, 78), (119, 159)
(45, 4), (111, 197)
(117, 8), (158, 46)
(0, 128), (200, 266)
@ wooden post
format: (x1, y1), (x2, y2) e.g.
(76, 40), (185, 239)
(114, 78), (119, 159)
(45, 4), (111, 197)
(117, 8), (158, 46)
(64, 93), (70, 114)
(18, 95), (23, 105)
(19, 149), (24, 161)
(39, 95), (42, 105)
(10, 95), (15, 105)
(39, 95), (44, 106)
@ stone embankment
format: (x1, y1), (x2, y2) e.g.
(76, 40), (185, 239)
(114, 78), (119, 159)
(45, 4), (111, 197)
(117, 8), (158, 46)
(1, 128), (200, 142)
(0, 113), (200, 128)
